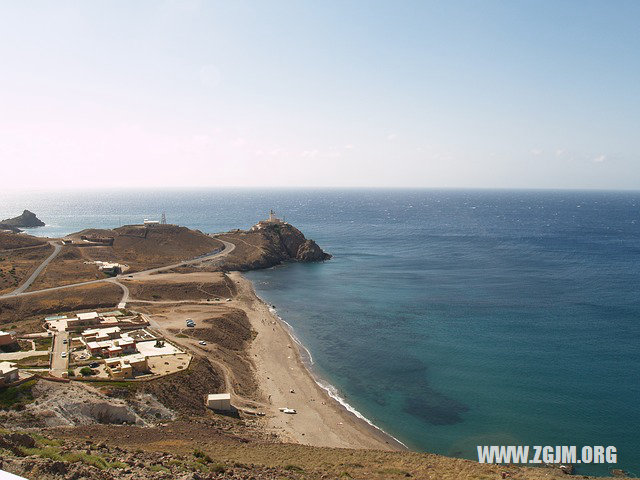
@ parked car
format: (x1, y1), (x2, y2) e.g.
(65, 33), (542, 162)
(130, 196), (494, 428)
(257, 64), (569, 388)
(89, 362), (100, 368)
(61, 352), (67, 358)
(198, 341), (207, 345)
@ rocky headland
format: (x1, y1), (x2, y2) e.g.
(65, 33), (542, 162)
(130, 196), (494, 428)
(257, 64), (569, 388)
(215, 222), (331, 271)
(1, 210), (45, 230)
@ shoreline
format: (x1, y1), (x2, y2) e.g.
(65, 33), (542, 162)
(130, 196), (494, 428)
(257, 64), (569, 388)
(230, 271), (407, 451)
(269, 304), (410, 450)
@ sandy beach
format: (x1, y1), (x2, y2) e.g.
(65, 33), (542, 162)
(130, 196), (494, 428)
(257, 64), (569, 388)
(228, 271), (405, 451)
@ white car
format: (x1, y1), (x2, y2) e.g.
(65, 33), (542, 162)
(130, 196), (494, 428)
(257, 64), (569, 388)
(61, 352), (67, 358)
(198, 341), (207, 345)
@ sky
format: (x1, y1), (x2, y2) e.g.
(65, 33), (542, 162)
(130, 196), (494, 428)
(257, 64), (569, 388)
(0, 0), (639, 190)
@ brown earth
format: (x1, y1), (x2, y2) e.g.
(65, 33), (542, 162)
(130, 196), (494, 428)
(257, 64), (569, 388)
(26, 425), (629, 480)
(136, 356), (225, 416)
(27, 246), (105, 290)
(0, 282), (122, 334)
(0, 231), (47, 250)
(0, 244), (55, 295)
(68, 224), (224, 272)
(123, 272), (236, 301)
(167, 306), (258, 398)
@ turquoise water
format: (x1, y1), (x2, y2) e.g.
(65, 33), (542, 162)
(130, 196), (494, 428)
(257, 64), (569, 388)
(1, 188), (638, 475)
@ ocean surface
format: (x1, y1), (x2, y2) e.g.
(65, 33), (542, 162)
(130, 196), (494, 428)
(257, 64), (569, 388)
(1, 188), (638, 475)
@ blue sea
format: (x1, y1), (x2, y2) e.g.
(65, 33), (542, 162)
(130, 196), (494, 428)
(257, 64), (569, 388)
(1, 188), (639, 475)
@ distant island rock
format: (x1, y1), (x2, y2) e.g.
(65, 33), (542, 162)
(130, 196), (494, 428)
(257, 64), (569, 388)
(0, 210), (45, 228)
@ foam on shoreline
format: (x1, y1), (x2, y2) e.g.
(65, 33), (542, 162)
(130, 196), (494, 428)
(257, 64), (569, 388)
(261, 301), (409, 450)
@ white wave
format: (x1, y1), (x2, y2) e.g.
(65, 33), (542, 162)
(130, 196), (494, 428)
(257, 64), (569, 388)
(262, 298), (408, 449)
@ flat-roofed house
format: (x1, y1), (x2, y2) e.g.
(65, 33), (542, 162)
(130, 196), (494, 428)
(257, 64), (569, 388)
(67, 312), (101, 330)
(105, 355), (148, 379)
(127, 354), (148, 373)
(106, 345), (123, 358)
(105, 358), (132, 379)
(0, 361), (19, 386)
(117, 338), (136, 354)
(82, 326), (122, 342)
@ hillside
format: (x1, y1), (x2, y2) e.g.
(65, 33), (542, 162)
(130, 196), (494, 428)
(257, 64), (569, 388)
(0, 244), (55, 295)
(75, 224), (224, 272)
(214, 223), (330, 271)
(0, 232), (47, 250)
(27, 224), (225, 289)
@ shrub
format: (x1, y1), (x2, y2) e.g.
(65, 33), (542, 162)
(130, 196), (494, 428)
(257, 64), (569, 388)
(79, 367), (93, 377)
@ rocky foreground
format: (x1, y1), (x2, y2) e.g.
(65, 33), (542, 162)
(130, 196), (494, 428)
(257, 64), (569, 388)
(0, 430), (303, 480)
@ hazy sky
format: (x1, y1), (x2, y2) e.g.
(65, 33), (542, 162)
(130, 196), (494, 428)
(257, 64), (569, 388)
(1, 1), (639, 190)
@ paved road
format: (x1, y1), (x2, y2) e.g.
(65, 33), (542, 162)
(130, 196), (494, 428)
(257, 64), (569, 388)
(108, 278), (130, 309)
(0, 239), (235, 301)
(5, 241), (62, 296)
(50, 331), (69, 377)
(0, 349), (49, 361)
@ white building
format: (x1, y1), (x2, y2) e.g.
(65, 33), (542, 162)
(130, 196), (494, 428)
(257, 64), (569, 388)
(251, 210), (285, 231)
(206, 393), (232, 411)
(77, 312), (99, 321)
(0, 361), (19, 385)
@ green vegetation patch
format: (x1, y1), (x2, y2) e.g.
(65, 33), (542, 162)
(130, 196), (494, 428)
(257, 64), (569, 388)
(0, 379), (37, 410)
(34, 337), (53, 350)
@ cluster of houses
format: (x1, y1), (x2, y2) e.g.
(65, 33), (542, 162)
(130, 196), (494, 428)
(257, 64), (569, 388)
(45, 310), (148, 333)
(76, 325), (157, 378)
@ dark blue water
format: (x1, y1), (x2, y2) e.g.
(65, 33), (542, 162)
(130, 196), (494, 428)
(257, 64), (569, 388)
(2, 188), (638, 475)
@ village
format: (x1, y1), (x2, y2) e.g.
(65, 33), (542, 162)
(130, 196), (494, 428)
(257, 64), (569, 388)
(1, 309), (192, 383)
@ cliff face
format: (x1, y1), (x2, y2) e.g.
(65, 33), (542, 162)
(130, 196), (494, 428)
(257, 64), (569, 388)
(1, 210), (45, 228)
(217, 223), (331, 271)
(271, 223), (331, 262)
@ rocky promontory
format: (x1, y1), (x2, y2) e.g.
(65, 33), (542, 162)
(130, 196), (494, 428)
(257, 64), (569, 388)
(1, 209), (45, 228)
(216, 221), (331, 271)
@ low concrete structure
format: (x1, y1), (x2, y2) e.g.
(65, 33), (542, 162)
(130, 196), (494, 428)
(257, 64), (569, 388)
(105, 354), (149, 379)
(66, 312), (101, 330)
(86, 337), (137, 357)
(82, 326), (122, 342)
(0, 361), (19, 386)
(0, 330), (17, 347)
(135, 340), (182, 357)
(206, 393), (232, 411)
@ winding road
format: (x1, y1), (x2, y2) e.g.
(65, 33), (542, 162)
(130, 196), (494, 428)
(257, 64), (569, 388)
(0, 239), (235, 301)
(4, 241), (62, 296)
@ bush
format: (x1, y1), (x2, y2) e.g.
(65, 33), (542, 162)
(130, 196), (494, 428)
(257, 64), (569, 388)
(193, 449), (212, 463)
(79, 367), (93, 377)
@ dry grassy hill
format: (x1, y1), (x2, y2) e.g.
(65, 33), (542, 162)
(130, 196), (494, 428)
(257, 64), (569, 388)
(29, 224), (225, 289)
(74, 224), (224, 272)
(0, 282), (122, 334)
(0, 231), (47, 250)
(0, 244), (54, 295)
